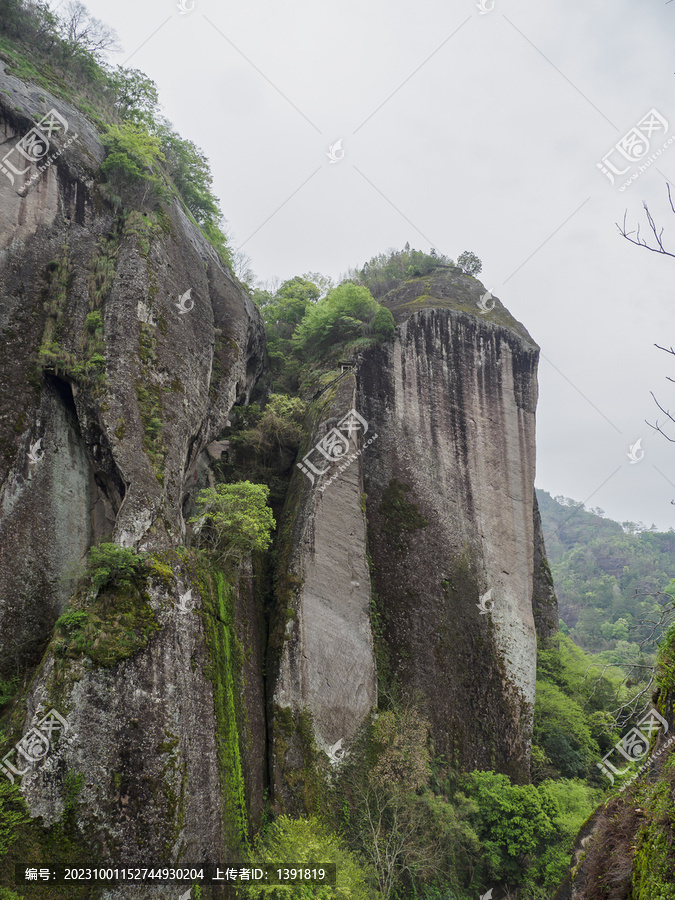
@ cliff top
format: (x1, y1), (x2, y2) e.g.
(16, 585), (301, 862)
(382, 270), (539, 348)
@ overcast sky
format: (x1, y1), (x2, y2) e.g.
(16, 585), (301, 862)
(51, 0), (675, 531)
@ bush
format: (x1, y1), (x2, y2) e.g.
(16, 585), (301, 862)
(54, 609), (89, 634)
(0, 782), (29, 857)
(244, 816), (380, 899)
(101, 123), (166, 206)
(346, 245), (454, 299)
(461, 771), (558, 884)
(87, 543), (144, 593)
(232, 394), (307, 467)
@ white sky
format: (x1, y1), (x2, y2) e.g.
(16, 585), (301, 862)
(51, 0), (675, 531)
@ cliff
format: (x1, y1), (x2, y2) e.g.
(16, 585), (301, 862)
(0, 33), (563, 897)
(0, 60), (266, 882)
(272, 270), (557, 791)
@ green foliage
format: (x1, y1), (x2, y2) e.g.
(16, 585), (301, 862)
(191, 481), (275, 568)
(101, 123), (166, 206)
(292, 283), (394, 361)
(456, 250), (482, 276)
(346, 245), (454, 299)
(657, 619), (675, 694)
(537, 489), (675, 664)
(630, 751), (675, 900)
(230, 394), (307, 470)
(135, 381), (165, 478)
(106, 66), (159, 127)
(533, 633), (624, 782)
(0, 782), (29, 856)
(534, 683), (597, 777)
(461, 771), (558, 883)
(51, 544), (159, 666)
(87, 543), (144, 594)
(370, 706), (430, 791)
(0, 888), (24, 899)
(245, 816), (380, 899)
(371, 304), (396, 341)
(0, 677), (19, 709)
(54, 609), (89, 633)
(201, 569), (248, 848)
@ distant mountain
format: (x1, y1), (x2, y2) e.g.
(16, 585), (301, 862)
(536, 489), (675, 662)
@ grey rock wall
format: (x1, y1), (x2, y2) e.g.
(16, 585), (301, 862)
(359, 294), (541, 780)
(273, 374), (377, 766)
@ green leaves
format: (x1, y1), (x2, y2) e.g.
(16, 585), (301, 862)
(101, 123), (166, 205)
(191, 481), (275, 569)
(87, 543), (144, 594)
(244, 816), (380, 899)
(292, 283), (395, 360)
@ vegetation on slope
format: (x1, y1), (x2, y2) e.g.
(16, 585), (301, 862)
(0, 0), (234, 268)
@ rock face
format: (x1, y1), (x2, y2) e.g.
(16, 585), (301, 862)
(273, 273), (554, 786)
(0, 61), (265, 678)
(361, 277), (543, 780)
(272, 374), (377, 785)
(0, 62), (266, 875)
(0, 53), (559, 879)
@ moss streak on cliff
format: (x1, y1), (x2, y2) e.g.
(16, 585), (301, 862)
(198, 565), (249, 851)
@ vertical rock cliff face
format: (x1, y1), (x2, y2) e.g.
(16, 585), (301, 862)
(0, 64), (266, 875)
(274, 273), (556, 788)
(271, 374), (377, 808)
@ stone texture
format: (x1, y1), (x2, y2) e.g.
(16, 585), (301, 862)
(0, 63), (265, 675)
(358, 277), (546, 782)
(0, 61), (265, 885)
(273, 374), (378, 765)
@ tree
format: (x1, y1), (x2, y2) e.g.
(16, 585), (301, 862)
(617, 183), (675, 260)
(292, 284), (395, 359)
(106, 67), (160, 126)
(100, 123), (166, 206)
(456, 250), (483, 276)
(617, 185), (675, 444)
(57, 1), (121, 58)
(191, 481), (275, 568)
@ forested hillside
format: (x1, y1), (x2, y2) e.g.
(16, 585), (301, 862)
(537, 489), (675, 666)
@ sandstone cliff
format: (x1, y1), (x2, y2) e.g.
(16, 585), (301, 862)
(272, 271), (557, 790)
(0, 60), (266, 883)
(0, 45), (561, 894)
